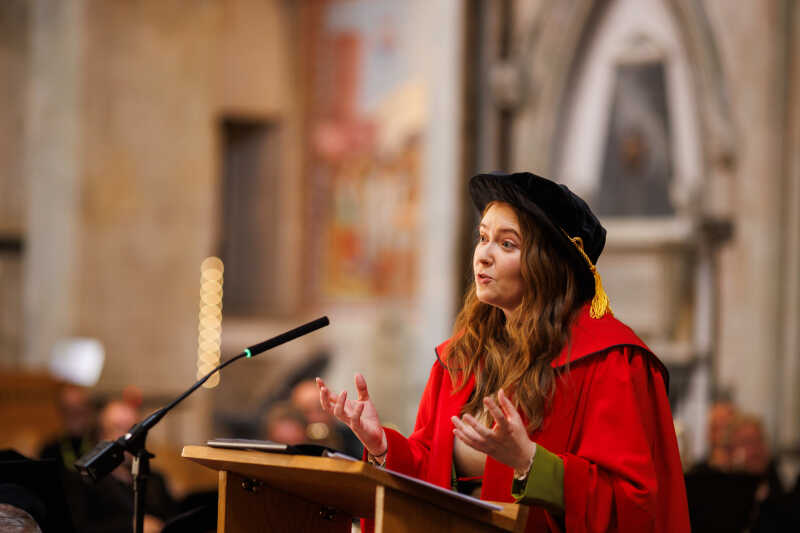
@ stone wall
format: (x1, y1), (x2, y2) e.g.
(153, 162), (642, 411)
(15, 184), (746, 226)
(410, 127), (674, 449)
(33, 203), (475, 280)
(0, 0), (27, 234)
(705, 0), (796, 443)
(0, 0), (28, 367)
(23, 0), (304, 404)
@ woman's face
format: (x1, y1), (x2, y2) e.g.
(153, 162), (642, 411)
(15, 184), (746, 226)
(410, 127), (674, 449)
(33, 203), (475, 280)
(473, 202), (524, 316)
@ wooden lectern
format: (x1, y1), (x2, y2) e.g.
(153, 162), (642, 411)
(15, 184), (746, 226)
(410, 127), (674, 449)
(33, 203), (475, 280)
(182, 445), (529, 533)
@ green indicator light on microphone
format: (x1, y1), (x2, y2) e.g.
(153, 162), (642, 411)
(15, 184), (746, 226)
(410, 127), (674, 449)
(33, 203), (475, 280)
(244, 348), (252, 358)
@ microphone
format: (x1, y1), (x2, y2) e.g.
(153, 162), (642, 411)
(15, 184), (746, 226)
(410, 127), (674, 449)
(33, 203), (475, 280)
(75, 316), (330, 482)
(244, 316), (330, 358)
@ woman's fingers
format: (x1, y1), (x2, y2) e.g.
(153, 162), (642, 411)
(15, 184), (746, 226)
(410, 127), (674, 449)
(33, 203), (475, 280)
(351, 401), (366, 428)
(333, 390), (347, 420)
(451, 415), (488, 446)
(462, 414), (493, 438)
(451, 415), (472, 436)
(498, 390), (525, 428)
(315, 377), (326, 402)
(453, 427), (479, 449)
(451, 418), (480, 445)
(316, 379), (334, 412)
(316, 374), (376, 430)
(484, 397), (510, 431)
(452, 392), (535, 470)
(453, 425), (490, 455)
(497, 389), (519, 421)
(342, 391), (363, 421)
(355, 373), (370, 401)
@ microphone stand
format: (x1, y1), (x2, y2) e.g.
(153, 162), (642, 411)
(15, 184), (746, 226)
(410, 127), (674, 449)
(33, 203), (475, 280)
(75, 316), (330, 533)
(131, 448), (151, 533)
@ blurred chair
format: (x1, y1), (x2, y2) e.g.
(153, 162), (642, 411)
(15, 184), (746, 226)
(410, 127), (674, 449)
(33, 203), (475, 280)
(0, 372), (63, 457)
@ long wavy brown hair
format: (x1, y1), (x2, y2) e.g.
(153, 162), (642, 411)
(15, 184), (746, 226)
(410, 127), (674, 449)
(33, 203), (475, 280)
(447, 201), (594, 431)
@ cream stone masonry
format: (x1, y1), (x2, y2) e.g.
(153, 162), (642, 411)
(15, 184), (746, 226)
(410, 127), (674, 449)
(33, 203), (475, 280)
(0, 0), (28, 367)
(22, 0), (304, 408)
(23, 0), (85, 370)
(707, 0), (791, 444)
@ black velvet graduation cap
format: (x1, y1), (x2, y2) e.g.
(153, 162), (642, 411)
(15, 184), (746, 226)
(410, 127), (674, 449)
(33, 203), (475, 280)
(468, 171), (612, 318)
(0, 450), (76, 533)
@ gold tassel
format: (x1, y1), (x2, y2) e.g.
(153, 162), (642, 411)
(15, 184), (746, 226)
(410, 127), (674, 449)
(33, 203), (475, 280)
(566, 235), (612, 319)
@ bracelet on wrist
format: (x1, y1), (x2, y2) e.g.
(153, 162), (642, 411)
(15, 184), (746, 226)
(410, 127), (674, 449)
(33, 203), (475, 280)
(368, 431), (389, 466)
(370, 446), (388, 458)
(514, 446), (536, 481)
(367, 447), (387, 467)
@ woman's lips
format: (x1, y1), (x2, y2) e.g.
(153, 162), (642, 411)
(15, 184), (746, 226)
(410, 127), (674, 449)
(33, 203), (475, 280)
(476, 273), (493, 284)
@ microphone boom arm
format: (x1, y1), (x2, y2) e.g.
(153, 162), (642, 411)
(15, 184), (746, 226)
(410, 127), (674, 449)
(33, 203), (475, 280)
(75, 316), (330, 481)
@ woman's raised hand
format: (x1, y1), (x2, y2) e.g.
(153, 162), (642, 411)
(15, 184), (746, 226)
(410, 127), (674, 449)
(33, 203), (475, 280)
(451, 388), (536, 473)
(316, 373), (387, 457)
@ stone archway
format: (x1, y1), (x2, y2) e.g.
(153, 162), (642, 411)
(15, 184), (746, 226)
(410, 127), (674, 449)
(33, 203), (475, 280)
(509, 0), (736, 187)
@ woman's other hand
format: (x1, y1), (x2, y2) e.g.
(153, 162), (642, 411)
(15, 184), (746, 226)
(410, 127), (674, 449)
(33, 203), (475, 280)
(316, 374), (387, 457)
(451, 388), (536, 473)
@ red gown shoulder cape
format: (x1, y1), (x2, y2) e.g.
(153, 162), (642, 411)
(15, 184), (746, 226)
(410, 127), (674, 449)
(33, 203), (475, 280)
(366, 305), (690, 532)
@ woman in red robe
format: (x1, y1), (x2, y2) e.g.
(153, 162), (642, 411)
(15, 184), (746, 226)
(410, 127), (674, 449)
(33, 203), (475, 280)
(317, 172), (690, 532)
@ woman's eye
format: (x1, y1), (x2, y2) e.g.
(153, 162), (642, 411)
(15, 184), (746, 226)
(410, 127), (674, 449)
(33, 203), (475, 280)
(479, 234), (488, 243)
(502, 241), (515, 249)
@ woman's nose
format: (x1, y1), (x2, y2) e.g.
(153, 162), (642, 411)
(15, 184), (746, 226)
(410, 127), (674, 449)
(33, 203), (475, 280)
(475, 244), (493, 264)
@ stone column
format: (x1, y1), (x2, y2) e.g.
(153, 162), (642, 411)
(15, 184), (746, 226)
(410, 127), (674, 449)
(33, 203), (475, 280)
(709, 0), (786, 439)
(0, 1), (29, 368)
(23, 0), (86, 368)
(775, 0), (800, 455)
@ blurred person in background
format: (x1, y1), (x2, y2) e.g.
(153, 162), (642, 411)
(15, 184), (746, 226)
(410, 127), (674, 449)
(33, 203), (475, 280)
(728, 415), (793, 533)
(730, 415), (776, 478)
(260, 402), (308, 445)
(707, 399), (737, 470)
(121, 384), (144, 411)
(38, 384), (96, 472)
(685, 407), (797, 532)
(685, 401), (750, 532)
(291, 379), (363, 457)
(72, 399), (176, 533)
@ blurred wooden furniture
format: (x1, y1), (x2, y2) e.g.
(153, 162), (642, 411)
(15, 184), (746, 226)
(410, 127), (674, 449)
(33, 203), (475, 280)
(0, 370), (63, 457)
(149, 445), (219, 499)
(183, 445), (529, 533)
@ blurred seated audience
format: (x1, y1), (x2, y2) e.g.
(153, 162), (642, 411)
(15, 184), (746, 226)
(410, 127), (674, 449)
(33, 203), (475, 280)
(730, 415), (779, 485)
(730, 415), (800, 532)
(71, 399), (176, 533)
(707, 399), (737, 470)
(38, 384), (96, 471)
(685, 404), (800, 532)
(290, 379), (363, 457)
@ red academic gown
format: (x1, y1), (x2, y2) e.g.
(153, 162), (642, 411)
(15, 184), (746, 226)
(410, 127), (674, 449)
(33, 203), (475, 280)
(365, 305), (690, 532)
